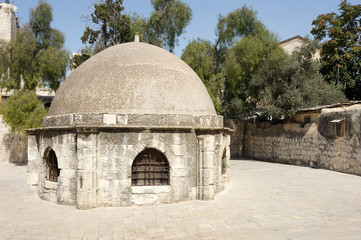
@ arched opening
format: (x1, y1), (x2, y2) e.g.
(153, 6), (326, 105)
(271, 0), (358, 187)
(132, 148), (169, 186)
(43, 147), (60, 182)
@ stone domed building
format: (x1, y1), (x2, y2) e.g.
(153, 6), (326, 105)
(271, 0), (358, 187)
(27, 41), (230, 209)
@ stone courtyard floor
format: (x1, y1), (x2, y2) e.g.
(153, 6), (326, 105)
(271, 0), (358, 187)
(1, 159), (361, 240)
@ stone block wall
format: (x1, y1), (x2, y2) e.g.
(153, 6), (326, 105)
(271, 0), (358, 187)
(28, 127), (230, 209)
(0, 115), (28, 164)
(236, 105), (361, 176)
(244, 122), (361, 175)
(28, 111), (231, 209)
(0, 115), (11, 162)
(42, 113), (224, 129)
(28, 132), (77, 205)
(197, 133), (230, 200)
(94, 131), (199, 207)
(244, 123), (321, 166)
(224, 119), (244, 157)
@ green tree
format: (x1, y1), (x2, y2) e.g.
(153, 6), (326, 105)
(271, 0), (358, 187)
(0, 41), (15, 102)
(181, 38), (216, 82)
(129, 13), (148, 43)
(182, 5), (264, 115)
(222, 31), (286, 117)
(0, 91), (47, 133)
(214, 6), (265, 72)
(80, 0), (192, 55)
(10, 0), (69, 91)
(71, 53), (91, 70)
(146, 0), (192, 52)
(248, 39), (346, 119)
(71, 47), (92, 70)
(81, 0), (131, 51)
(183, 5), (345, 119)
(181, 38), (222, 113)
(311, 0), (361, 100)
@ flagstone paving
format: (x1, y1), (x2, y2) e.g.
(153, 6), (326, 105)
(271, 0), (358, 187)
(1, 159), (361, 240)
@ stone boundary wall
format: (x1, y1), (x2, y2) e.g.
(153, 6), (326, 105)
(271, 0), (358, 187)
(42, 113), (223, 128)
(0, 115), (27, 164)
(229, 105), (361, 176)
(224, 119), (244, 157)
(243, 122), (361, 175)
(0, 115), (11, 162)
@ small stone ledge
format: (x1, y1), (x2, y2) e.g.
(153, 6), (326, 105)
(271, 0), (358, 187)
(42, 113), (224, 128)
(131, 186), (171, 205)
(44, 180), (58, 190)
(131, 185), (171, 194)
(26, 125), (231, 135)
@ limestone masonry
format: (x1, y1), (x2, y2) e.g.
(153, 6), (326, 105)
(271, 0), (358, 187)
(27, 42), (231, 209)
(227, 103), (361, 176)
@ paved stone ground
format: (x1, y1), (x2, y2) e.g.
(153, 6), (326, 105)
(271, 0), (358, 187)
(1, 159), (361, 240)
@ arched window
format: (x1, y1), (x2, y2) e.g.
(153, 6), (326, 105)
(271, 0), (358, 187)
(132, 148), (169, 186)
(44, 148), (60, 182)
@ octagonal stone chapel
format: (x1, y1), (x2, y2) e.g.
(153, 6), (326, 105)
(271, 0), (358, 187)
(27, 39), (231, 209)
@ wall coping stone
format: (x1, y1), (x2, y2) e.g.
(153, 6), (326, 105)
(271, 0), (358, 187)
(41, 113), (224, 128)
(26, 125), (232, 135)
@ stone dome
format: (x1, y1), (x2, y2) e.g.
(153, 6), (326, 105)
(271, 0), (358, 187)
(48, 42), (216, 116)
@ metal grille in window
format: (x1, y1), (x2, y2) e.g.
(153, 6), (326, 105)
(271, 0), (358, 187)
(132, 148), (169, 186)
(45, 149), (60, 182)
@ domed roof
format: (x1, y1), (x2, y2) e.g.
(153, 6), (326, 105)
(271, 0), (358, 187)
(48, 42), (216, 116)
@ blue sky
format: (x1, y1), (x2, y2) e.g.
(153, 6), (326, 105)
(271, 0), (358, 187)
(11, 0), (360, 57)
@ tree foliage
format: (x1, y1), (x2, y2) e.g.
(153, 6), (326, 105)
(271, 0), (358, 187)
(311, 0), (361, 100)
(146, 0), (192, 52)
(248, 39), (346, 119)
(182, 5), (268, 115)
(80, 0), (192, 57)
(183, 5), (346, 119)
(9, 0), (69, 91)
(222, 31), (287, 117)
(0, 91), (47, 133)
(81, 0), (131, 50)
(214, 6), (265, 69)
(181, 38), (222, 112)
(129, 13), (148, 43)
(181, 38), (216, 82)
(0, 41), (14, 91)
(71, 48), (91, 70)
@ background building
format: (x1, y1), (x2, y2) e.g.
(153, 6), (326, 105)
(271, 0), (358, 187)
(0, 0), (18, 43)
(280, 35), (320, 59)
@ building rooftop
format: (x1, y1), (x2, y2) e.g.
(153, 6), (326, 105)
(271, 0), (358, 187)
(49, 42), (216, 116)
(296, 101), (361, 113)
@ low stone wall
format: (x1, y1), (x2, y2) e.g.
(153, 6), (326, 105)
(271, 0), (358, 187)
(224, 119), (245, 157)
(0, 115), (27, 164)
(242, 105), (361, 176)
(0, 115), (10, 162)
(4, 133), (28, 164)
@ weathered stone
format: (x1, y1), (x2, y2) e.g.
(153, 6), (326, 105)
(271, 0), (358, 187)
(103, 114), (116, 125)
(231, 104), (361, 176)
(26, 42), (230, 209)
